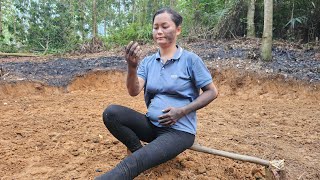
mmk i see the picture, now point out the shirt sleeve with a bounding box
[191,56,213,89]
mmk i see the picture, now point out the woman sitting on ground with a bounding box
[96,7,218,180]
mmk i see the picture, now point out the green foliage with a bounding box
[178,0,238,38]
[105,23,152,47]
[1,0,319,54]
[0,43,18,53]
[256,0,320,42]
[285,16,307,29]
[25,1,79,54]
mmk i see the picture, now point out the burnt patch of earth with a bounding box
[0,39,319,86]
[187,39,320,83]
[0,56,126,87]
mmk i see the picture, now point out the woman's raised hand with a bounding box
[125,41,142,68]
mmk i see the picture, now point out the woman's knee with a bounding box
[102,104,122,125]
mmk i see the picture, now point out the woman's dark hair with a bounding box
[152,8,183,27]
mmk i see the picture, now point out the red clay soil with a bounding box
[0,69,319,180]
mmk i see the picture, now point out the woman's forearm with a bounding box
[126,66,143,96]
[182,84,218,115]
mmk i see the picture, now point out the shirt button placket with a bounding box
[160,63,164,76]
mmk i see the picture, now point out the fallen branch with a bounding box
[0,53,40,57]
[189,142,286,180]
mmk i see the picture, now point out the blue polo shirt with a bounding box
[137,46,212,134]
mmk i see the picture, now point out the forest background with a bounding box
[0,0,319,57]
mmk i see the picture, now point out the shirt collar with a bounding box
[156,45,183,61]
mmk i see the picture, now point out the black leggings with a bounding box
[96,104,195,180]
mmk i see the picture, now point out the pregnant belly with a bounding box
[146,94,191,122]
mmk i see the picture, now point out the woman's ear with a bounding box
[176,26,182,36]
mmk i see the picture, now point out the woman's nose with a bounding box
[156,28,163,34]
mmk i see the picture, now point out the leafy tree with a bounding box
[256,0,320,42]
[25,0,77,53]
[0,0,319,54]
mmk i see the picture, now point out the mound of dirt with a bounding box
[0,39,319,179]
[1,69,319,179]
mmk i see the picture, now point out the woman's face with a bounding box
[152,12,181,48]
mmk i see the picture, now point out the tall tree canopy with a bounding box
[0,0,319,54]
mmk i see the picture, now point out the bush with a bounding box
[0,43,19,53]
[105,23,152,47]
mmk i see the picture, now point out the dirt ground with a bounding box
[0,68,319,180]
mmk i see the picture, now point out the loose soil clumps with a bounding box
[0,39,319,179]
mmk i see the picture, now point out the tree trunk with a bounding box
[139,1,147,25]
[247,0,256,38]
[104,0,107,37]
[118,0,121,16]
[92,0,97,38]
[0,0,2,36]
[13,14,16,38]
[132,0,136,23]
[0,53,40,57]
[104,18,107,37]
[79,0,85,39]
[69,0,75,34]
[117,0,121,26]
[122,0,126,12]
[261,0,273,61]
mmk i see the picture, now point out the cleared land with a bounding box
[0,69,319,179]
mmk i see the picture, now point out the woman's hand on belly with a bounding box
[158,107,186,126]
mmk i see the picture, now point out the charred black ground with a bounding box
[0,40,319,86]
[0,56,126,87]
